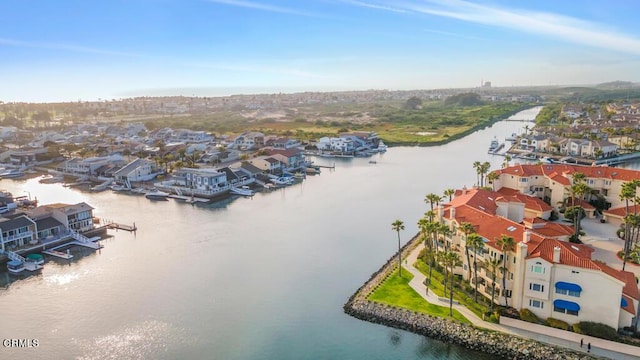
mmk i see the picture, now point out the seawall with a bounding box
[343,234,597,360]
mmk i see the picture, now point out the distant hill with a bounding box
[595,81,636,89]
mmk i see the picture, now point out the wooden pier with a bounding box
[106,222,138,232]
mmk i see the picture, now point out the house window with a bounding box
[520,178,528,183]
[529,299,544,309]
[529,283,544,292]
[555,282,581,297]
[555,288,581,297]
[531,264,545,274]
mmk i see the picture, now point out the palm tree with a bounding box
[496,235,515,307]
[417,217,430,250]
[487,172,499,191]
[472,161,481,186]
[424,210,436,222]
[442,251,461,317]
[391,220,405,277]
[570,181,590,239]
[459,222,475,282]
[467,233,485,303]
[621,180,640,270]
[425,193,442,211]
[444,188,455,202]
[502,154,512,168]
[485,257,502,313]
[438,223,452,251]
[479,161,491,187]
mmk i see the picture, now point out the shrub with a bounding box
[500,307,520,319]
[545,318,570,331]
[489,314,499,323]
[573,321,618,340]
[519,309,539,323]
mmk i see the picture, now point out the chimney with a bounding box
[553,246,561,263]
[523,230,530,244]
[462,186,467,195]
[438,204,444,222]
[450,207,456,220]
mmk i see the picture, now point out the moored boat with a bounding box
[145,188,170,200]
[7,260,25,274]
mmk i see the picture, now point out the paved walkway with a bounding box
[403,243,640,360]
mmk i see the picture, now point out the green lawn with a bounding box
[415,259,490,319]
[368,268,470,324]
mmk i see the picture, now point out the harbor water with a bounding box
[1,107,551,360]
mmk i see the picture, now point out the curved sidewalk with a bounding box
[403,243,640,360]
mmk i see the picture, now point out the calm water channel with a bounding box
[1,108,546,360]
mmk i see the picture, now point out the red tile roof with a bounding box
[604,205,640,218]
[622,294,636,315]
[494,164,640,183]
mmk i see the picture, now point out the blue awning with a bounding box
[554,299,580,311]
[622,297,629,308]
[555,281,582,292]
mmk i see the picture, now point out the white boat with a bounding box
[505,133,518,142]
[39,175,64,184]
[488,137,500,152]
[145,188,170,200]
[230,186,253,196]
[7,260,25,274]
[270,177,295,186]
[0,169,25,179]
[377,141,388,152]
[110,184,129,192]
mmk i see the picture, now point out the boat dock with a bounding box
[41,236,102,259]
[42,249,73,259]
[168,194,210,203]
[106,222,138,232]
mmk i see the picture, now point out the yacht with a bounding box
[7,260,25,274]
[488,138,499,151]
[377,141,388,152]
[145,188,170,200]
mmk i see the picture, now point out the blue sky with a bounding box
[1,0,639,102]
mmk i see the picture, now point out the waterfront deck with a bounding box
[168,194,210,203]
[106,222,138,232]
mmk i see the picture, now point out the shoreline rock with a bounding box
[343,234,596,360]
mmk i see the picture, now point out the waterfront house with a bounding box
[58,155,125,177]
[438,187,639,330]
[264,148,306,170]
[0,215,37,252]
[234,132,264,150]
[9,147,50,167]
[30,202,95,232]
[266,137,301,149]
[113,158,162,183]
[317,137,356,153]
[0,191,17,214]
[247,156,282,174]
[34,216,65,240]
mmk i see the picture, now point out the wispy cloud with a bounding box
[181,61,330,79]
[206,0,316,16]
[338,0,407,14]
[0,38,138,57]
[422,28,485,41]
[345,0,640,55]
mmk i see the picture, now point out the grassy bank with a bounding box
[139,101,533,146]
[368,267,470,324]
